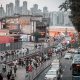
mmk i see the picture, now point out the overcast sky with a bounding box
[0,0,66,11]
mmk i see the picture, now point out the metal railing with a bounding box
[26,60,51,80]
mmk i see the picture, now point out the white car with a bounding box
[45,69,58,80]
[64,53,72,59]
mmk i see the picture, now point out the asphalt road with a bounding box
[60,57,72,80]
[34,51,73,80]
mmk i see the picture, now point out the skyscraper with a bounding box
[43,7,48,13]
[43,7,49,18]
[30,4,42,15]
[0,5,5,18]
[6,3,14,16]
[58,11,64,26]
[15,0,20,14]
[22,1,27,15]
[49,12,59,26]
[64,11,71,26]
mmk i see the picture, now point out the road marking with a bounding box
[63,66,66,72]
[61,74,63,78]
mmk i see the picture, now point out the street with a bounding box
[60,57,72,80]
[34,50,73,80]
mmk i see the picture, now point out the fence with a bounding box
[26,60,51,80]
[0,41,22,51]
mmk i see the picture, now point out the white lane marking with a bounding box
[63,66,66,72]
[61,74,63,78]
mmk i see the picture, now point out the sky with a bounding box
[0,0,66,11]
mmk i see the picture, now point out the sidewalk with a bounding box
[3,67,26,80]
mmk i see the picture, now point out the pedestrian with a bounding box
[13,65,17,76]
[35,44,37,49]
[10,67,13,77]
[10,74,15,80]
[7,72,11,80]
[28,64,33,72]
[0,73,3,80]
[2,65,6,73]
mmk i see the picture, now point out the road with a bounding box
[60,57,72,80]
[34,51,73,80]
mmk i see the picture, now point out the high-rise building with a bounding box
[43,7,49,18]
[22,1,27,15]
[6,3,14,16]
[49,12,59,26]
[0,5,5,18]
[15,0,20,14]
[19,7,22,15]
[57,11,64,26]
[49,11,72,26]
[43,7,48,13]
[30,4,42,15]
[6,4,9,16]
[64,11,72,26]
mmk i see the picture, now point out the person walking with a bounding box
[0,73,3,80]
[10,67,13,77]
[7,72,11,80]
[13,65,17,77]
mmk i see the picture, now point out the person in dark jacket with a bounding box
[7,72,11,80]
[0,73,3,80]
[14,65,17,76]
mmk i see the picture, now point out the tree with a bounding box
[33,31,40,42]
[59,0,80,32]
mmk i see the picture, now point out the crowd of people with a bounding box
[0,64,17,80]
[0,53,52,80]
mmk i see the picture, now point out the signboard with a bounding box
[6,18,19,24]
[31,17,42,21]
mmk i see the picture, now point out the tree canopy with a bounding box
[59,0,80,32]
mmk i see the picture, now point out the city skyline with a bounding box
[0,0,66,11]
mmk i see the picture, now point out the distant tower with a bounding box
[43,7,49,18]
[6,3,14,16]
[22,1,27,15]
[0,5,5,18]
[43,7,48,13]
[34,4,38,10]
[15,0,20,14]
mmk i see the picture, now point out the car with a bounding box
[45,69,59,80]
[64,53,72,59]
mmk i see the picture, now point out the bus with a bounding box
[71,54,80,80]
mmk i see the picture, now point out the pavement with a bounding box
[3,66,26,80]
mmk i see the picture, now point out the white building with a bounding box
[22,1,27,15]
[50,12,58,26]
[49,11,72,26]
[64,11,72,26]
[15,0,20,14]
[6,3,14,16]
[30,4,42,15]
[58,11,64,26]
[43,7,49,18]
[0,5,5,18]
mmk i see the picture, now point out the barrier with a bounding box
[25,60,51,80]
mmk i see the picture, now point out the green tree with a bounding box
[59,0,80,32]
[33,31,40,42]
